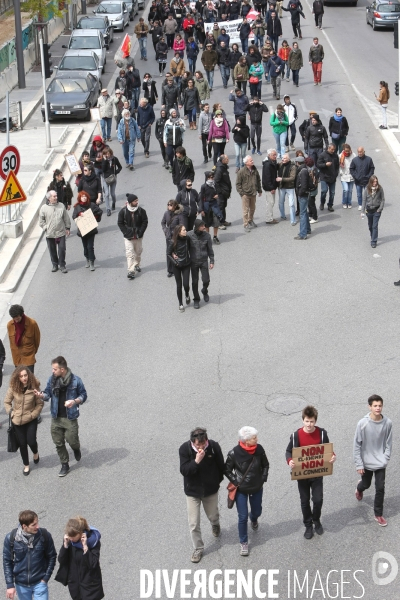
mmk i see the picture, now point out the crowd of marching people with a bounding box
[41,0,389,311]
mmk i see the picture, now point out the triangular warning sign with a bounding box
[0,171,27,207]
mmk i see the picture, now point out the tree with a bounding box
[21,0,63,22]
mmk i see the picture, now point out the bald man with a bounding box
[349,147,375,210]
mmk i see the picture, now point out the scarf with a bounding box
[214,116,224,127]
[333,114,343,122]
[173,56,181,63]
[370,185,378,197]
[313,42,319,47]
[14,525,35,549]
[239,441,257,454]
[71,527,101,550]
[127,203,139,212]
[51,368,72,396]
[14,314,26,347]
[339,150,350,167]
[276,110,285,123]
[206,179,215,188]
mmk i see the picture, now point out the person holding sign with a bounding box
[72,192,103,271]
[353,395,392,527]
[285,405,336,540]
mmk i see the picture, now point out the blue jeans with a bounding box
[103,180,117,210]
[122,140,136,165]
[355,183,365,207]
[341,181,354,206]
[253,34,264,48]
[279,187,295,223]
[188,57,197,73]
[273,130,286,158]
[283,60,290,79]
[16,581,48,600]
[249,81,262,99]
[131,87,141,111]
[241,38,249,53]
[100,117,112,139]
[138,37,147,59]
[236,488,263,543]
[187,107,197,123]
[292,68,299,85]
[367,211,381,244]
[205,69,214,89]
[299,195,311,238]
[320,181,336,207]
[235,142,247,168]
[220,64,230,87]
[263,62,270,82]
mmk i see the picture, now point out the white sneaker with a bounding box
[358,206,362,211]
[309,218,318,224]
[342,205,347,209]
[348,204,352,209]
[218,224,226,230]
[240,543,249,556]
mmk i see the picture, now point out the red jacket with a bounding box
[278,46,291,61]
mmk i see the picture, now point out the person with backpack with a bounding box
[312,0,324,29]
[295,155,311,239]
[317,144,339,212]
[305,156,319,223]
[3,509,57,599]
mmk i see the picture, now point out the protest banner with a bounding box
[291,443,334,480]
[74,208,98,237]
[204,9,259,45]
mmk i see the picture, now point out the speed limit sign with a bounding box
[0,145,20,180]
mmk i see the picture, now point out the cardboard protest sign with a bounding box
[74,208,98,237]
[65,153,81,176]
[291,443,334,480]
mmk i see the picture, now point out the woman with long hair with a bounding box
[361,175,385,248]
[288,41,303,87]
[339,143,356,209]
[100,146,122,216]
[72,191,103,270]
[186,36,199,74]
[376,81,390,130]
[142,72,159,106]
[4,366,43,475]
[156,36,169,76]
[161,199,185,276]
[55,516,104,600]
[167,224,191,312]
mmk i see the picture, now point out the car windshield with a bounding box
[48,79,89,93]
[377,3,400,10]
[69,36,100,49]
[97,4,121,13]
[77,18,106,29]
[59,56,97,70]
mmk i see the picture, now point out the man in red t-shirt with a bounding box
[285,405,336,539]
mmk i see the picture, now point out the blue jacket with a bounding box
[42,373,87,420]
[3,529,57,588]
[117,117,141,143]
[137,104,155,129]
[265,55,285,76]
[186,40,199,59]
[229,92,249,116]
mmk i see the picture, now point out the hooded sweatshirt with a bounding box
[353,414,392,471]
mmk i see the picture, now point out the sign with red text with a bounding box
[291,443,334,480]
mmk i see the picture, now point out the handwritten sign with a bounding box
[64,153,81,176]
[74,208,98,236]
[90,107,101,122]
[291,443,334,480]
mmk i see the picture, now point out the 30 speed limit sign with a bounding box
[0,145,20,180]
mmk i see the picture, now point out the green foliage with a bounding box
[20,0,64,21]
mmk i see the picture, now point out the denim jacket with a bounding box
[42,373,87,420]
[117,117,141,143]
[3,529,57,588]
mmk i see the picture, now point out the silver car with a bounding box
[55,50,103,87]
[94,1,129,31]
[366,0,400,29]
[63,29,107,73]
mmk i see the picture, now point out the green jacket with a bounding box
[270,112,289,134]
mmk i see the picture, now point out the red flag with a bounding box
[121,34,131,58]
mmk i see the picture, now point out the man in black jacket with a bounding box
[179,427,224,563]
[262,149,279,224]
[247,97,268,155]
[3,509,57,599]
[349,147,375,210]
[304,113,328,169]
[161,79,181,113]
[214,154,232,225]
[117,194,148,279]
[217,41,231,89]
[127,65,141,112]
[172,147,195,191]
[187,219,214,308]
[317,144,339,212]
[266,11,282,51]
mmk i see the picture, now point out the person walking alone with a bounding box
[375,81,390,130]
[288,41,303,87]
[117,194,148,279]
[309,37,324,85]
[361,176,385,249]
[312,0,324,29]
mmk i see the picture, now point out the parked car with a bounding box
[63,29,107,72]
[366,0,400,28]
[125,0,138,20]
[93,1,129,31]
[55,50,102,87]
[41,73,101,122]
[138,0,144,9]
[76,15,114,48]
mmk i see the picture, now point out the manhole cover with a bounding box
[266,393,306,415]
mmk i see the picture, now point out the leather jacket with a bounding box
[225,444,269,494]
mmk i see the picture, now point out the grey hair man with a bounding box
[262,148,279,225]
[277,153,297,224]
[39,190,71,273]
[179,427,225,563]
[236,156,262,231]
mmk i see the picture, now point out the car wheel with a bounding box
[372,19,377,29]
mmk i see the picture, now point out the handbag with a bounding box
[227,456,255,508]
[7,414,19,453]
[249,76,259,84]
[105,174,116,184]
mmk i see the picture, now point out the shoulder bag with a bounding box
[105,161,116,184]
[7,413,19,453]
[227,456,254,508]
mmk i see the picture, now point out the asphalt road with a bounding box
[1,2,400,599]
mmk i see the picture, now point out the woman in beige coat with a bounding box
[4,366,43,475]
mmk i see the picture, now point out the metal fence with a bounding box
[0,0,13,16]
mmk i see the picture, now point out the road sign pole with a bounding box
[39,35,52,149]
[398,34,400,129]
[5,92,11,221]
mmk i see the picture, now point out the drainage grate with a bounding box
[265,393,308,416]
